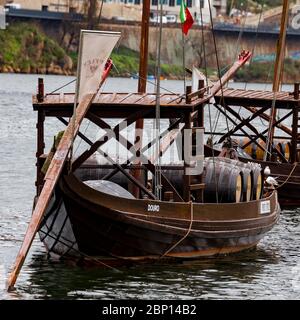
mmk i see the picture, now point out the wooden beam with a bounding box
[242,110,293,149]
[7,93,94,291]
[220,103,263,140]
[133,0,150,198]
[267,0,290,159]
[87,115,184,202]
[72,109,151,170]
[58,117,156,199]
[102,117,184,181]
[36,110,45,195]
[214,104,271,157]
[218,105,270,143]
[245,106,292,136]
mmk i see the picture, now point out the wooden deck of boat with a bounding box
[33,92,206,118]
[215,88,300,108]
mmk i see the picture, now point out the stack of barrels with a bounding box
[203,158,263,203]
[238,138,291,161]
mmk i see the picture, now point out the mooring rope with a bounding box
[160,201,194,258]
[276,162,298,189]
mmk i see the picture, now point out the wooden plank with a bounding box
[190,183,205,191]
[7,93,94,291]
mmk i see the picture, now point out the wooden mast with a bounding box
[266,0,289,160]
[132,0,150,197]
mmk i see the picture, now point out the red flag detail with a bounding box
[182,7,194,35]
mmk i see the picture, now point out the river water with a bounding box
[0,73,300,300]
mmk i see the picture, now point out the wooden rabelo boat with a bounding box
[32,49,280,264]
[6,2,280,290]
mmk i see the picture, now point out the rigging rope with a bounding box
[112,63,178,95]
[45,78,76,97]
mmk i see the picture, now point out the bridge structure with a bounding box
[5,7,83,22]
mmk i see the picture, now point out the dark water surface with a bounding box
[0,74,300,299]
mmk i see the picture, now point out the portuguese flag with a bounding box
[180,0,194,35]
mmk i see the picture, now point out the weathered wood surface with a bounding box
[215,88,300,109]
[32,51,252,115]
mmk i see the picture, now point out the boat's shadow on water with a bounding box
[20,246,280,299]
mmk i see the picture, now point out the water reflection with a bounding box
[21,244,281,300]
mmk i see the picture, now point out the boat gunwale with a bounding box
[61,177,280,232]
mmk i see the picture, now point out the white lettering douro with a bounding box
[147,204,160,212]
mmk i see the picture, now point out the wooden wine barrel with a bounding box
[204,158,243,203]
[235,163,253,202]
[214,158,253,202]
[238,138,267,160]
[276,140,291,161]
[239,138,292,162]
[248,163,263,200]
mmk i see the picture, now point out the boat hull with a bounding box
[38,174,280,264]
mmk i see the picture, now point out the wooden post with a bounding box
[197,80,205,128]
[267,0,289,160]
[36,78,45,195]
[138,0,150,94]
[294,82,300,100]
[37,78,44,103]
[186,85,192,104]
[292,83,300,163]
[198,79,205,98]
[132,0,150,198]
[36,110,45,196]
[291,107,298,163]
[183,112,191,202]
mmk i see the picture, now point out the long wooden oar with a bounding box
[6,93,94,291]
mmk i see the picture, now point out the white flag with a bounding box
[192,66,215,92]
[192,66,215,103]
[77,30,121,102]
